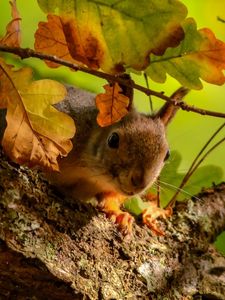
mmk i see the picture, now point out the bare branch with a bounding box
[0,45,225,119]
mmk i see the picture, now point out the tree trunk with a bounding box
[0,148,225,300]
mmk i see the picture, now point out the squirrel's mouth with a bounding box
[117,181,147,196]
[119,187,143,196]
[118,186,135,196]
[124,191,136,196]
[117,177,147,196]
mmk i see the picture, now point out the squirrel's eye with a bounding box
[164,150,170,161]
[108,132,119,149]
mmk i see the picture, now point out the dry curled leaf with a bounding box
[95,83,129,127]
[0,58,75,171]
[0,0,21,47]
[34,14,80,68]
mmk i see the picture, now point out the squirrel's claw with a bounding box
[110,211,134,236]
[97,192,172,236]
[142,205,172,236]
[97,192,133,236]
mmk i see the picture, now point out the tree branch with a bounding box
[0,45,225,119]
[0,241,77,300]
[1,148,225,299]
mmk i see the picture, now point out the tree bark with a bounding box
[0,148,225,300]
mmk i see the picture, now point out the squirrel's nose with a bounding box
[131,170,145,188]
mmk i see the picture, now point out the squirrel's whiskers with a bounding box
[157,179,201,202]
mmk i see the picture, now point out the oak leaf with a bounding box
[146,18,225,89]
[36,0,187,73]
[34,14,80,68]
[0,58,75,171]
[0,0,21,47]
[95,83,129,127]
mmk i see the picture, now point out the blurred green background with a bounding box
[0,0,225,253]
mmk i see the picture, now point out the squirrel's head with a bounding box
[92,111,168,196]
[89,87,188,196]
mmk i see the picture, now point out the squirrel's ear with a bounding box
[155,87,189,126]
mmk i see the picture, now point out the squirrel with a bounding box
[50,82,189,235]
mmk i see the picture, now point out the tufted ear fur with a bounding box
[155,87,189,126]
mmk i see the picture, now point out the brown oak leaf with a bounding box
[95,83,129,127]
[34,14,81,68]
[0,58,75,171]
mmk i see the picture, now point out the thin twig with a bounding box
[166,123,225,208]
[156,177,160,207]
[217,16,225,23]
[0,45,225,119]
[143,72,153,113]
[185,137,225,178]
[183,122,225,179]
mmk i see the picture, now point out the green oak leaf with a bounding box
[124,196,149,217]
[146,18,225,89]
[37,0,187,73]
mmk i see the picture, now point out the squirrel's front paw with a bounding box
[97,192,133,236]
[142,200,172,236]
[107,210,134,236]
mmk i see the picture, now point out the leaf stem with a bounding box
[1,45,225,119]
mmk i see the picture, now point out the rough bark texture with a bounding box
[0,148,225,300]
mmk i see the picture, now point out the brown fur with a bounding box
[50,86,188,201]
